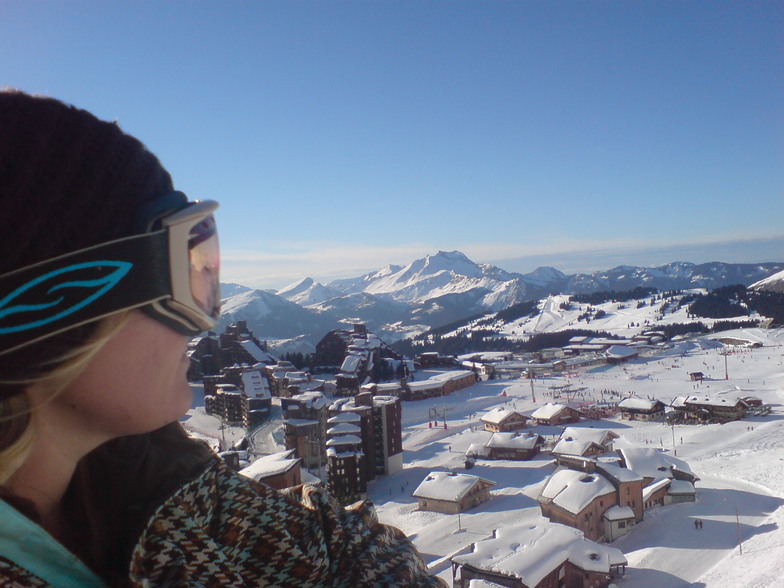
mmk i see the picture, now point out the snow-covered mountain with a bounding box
[564,261,784,293]
[276,277,338,306]
[326,252,782,307]
[327,250,548,309]
[218,288,337,340]
[750,268,784,293]
[305,292,409,332]
[220,252,783,343]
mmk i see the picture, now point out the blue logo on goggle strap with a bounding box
[0,261,132,334]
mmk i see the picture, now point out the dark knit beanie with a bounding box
[0,89,175,390]
[0,89,174,274]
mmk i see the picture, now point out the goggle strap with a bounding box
[0,231,171,356]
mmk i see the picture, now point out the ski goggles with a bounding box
[0,192,220,356]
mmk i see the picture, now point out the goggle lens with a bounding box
[188,215,220,320]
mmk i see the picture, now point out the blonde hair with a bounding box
[0,312,130,484]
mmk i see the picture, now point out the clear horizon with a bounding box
[3,2,782,290]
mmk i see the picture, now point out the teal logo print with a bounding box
[0,261,132,334]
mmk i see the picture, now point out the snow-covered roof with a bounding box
[603,505,635,521]
[326,447,363,458]
[238,450,298,481]
[413,471,495,502]
[480,407,527,425]
[669,479,696,495]
[618,397,662,411]
[486,432,541,450]
[671,396,688,408]
[291,391,327,410]
[552,427,618,456]
[430,370,476,382]
[531,403,577,420]
[326,434,362,447]
[540,469,616,515]
[327,412,361,424]
[407,380,445,391]
[340,354,363,373]
[683,396,745,408]
[239,340,275,363]
[452,522,626,587]
[284,418,318,428]
[596,462,643,484]
[619,447,696,482]
[467,443,489,458]
[642,478,671,502]
[327,423,361,436]
[284,371,308,382]
[605,345,639,359]
[241,370,271,398]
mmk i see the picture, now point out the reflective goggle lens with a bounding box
[188,214,220,320]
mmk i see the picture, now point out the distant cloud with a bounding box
[221,234,784,290]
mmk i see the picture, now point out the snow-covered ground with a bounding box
[368,328,784,587]
[452,291,765,343]
[183,327,784,587]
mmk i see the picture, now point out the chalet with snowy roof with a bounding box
[530,403,582,426]
[539,469,617,542]
[467,432,544,461]
[538,464,644,542]
[480,407,530,433]
[671,395,747,423]
[689,371,704,382]
[617,397,666,421]
[552,428,619,459]
[413,471,496,514]
[451,522,627,588]
[238,449,302,490]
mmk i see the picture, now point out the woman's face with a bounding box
[46,310,193,445]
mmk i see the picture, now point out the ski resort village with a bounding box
[180,265,784,588]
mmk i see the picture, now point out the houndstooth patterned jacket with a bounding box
[0,424,446,587]
[127,459,447,586]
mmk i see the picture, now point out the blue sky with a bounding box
[2,1,782,289]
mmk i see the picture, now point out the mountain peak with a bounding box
[432,250,471,261]
[277,277,315,297]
